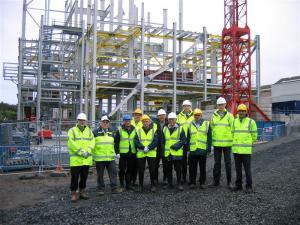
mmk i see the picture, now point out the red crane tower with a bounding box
[222,0,252,115]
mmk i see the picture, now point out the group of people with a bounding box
[67,97,258,203]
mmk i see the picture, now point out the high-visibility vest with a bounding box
[131,119,143,129]
[136,126,157,158]
[119,127,136,154]
[93,131,115,161]
[67,125,94,167]
[189,121,209,151]
[232,117,258,154]
[211,109,234,147]
[163,126,183,157]
[177,110,194,135]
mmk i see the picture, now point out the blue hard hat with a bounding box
[123,114,132,121]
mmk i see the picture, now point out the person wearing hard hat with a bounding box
[177,100,194,184]
[134,114,158,192]
[131,108,143,129]
[130,108,143,186]
[209,97,234,189]
[92,116,123,196]
[162,112,186,191]
[232,104,257,193]
[187,108,212,189]
[67,113,95,203]
[114,114,137,190]
[153,109,168,185]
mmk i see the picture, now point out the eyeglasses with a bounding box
[101,121,109,124]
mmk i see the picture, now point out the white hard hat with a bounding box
[101,115,110,121]
[182,100,192,106]
[168,112,177,119]
[77,113,87,121]
[217,97,227,105]
[157,109,166,116]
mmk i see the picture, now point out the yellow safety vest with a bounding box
[177,110,194,135]
[189,121,209,151]
[67,125,95,167]
[163,126,183,157]
[93,131,115,161]
[131,119,143,129]
[119,127,136,154]
[232,117,258,154]
[136,127,157,158]
[211,109,234,147]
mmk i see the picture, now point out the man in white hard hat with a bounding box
[177,100,194,184]
[163,112,186,191]
[67,113,95,202]
[209,97,234,190]
[153,109,168,185]
[92,115,123,196]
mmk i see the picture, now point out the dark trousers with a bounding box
[119,156,135,188]
[189,154,207,185]
[137,157,156,186]
[95,161,118,191]
[131,157,138,185]
[181,147,188,182]
[154,155,167,183]
[213,146,232,184]
[165,158,182,185]
[70,166,90,191]
[234,153,252,188]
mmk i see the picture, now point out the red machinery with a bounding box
[221,0,270,121]
[222,0,252,115]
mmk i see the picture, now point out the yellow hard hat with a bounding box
[237,104,247,111]
[133,108,142,114]
[141,115,151,121]
[193,108,203,115]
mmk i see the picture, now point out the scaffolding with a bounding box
[2,0,261,124]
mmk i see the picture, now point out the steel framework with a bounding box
[2,0,263,124]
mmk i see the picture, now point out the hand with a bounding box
[144,147,149,153]
[115,154,120,159]
[82,151,88,158]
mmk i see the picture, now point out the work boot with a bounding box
[71,191,78,203]
[232,186,243,192]
[150,186,156,193]
[245,187,253,193]
[189,184,196,189]
[79,189,89,200]
[199,184,207,189]
[177,185,184,191]
[111,187,123,194]
[208,181,219,188]
[97,190,105,196]
[227,182,234,191]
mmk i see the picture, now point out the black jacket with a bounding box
[134,124,158,151]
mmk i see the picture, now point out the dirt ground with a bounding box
[0,134,299,225]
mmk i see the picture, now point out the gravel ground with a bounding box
[0,134,299,225]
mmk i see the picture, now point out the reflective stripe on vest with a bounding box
[137,127,156,158]
[211,111,233,147]
[68,126,94,167]
[189,121,209,151]
[232,117,255,154]
[93,132,115,161]
[119,127,136,154]
[163,126,183,157]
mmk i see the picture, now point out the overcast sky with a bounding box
[0,0,299,104]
